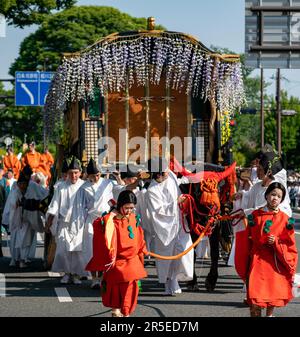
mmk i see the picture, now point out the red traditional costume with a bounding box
[86,212,148,316]
[3,153,21,179]
[235,208,298,308]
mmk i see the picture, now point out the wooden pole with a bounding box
[260,68,265,148]
[276,68,281,156]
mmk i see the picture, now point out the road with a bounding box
[0,214,300,318]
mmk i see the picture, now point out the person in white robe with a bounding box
[70,158,114,288]
[119,166,155,265]
[3,172,48,268]
[239,152,291,218]
[231,152,291,302]
[145,157,194,296]
[227,177,253,267]
[53,158,69,190]
[45,157,85,284]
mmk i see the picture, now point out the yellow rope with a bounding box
[148,223,212,260]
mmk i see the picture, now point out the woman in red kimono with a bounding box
[86,190,148,317]
[235,182,298,317]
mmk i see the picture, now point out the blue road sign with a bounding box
[15,71,55,106]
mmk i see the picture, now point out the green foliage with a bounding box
[232,151,246,167]
[2,6,165,157]
[0,85,44,152]
[210,45,299,169]
[9,6,165,75]
[264,92,300,169]
[0,0,76,27]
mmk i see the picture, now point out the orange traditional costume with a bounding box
[22,151,42,173]
[3,153,21,179]
[40,151,54,180]
[40,151,54,168]
[235,208,298,308]
[86,212,148,316]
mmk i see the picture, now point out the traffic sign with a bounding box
[15,71,55,106]
[240,108,257,114]
[245,1,300,69]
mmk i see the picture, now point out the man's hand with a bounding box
[231,192,242,201]
[178,195,187,204]
[126,180,139,191]
[45,214,54,233]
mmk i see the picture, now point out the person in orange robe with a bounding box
[86,190,148,317]
[37,147,54,186]
[22,141,42,173]
[3,147,21,179]
[235,182,298,317]
[40,147,54,177]
[40,147,54,168]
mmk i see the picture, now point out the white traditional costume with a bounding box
[46,157,86,279]
[3,178,48,266]
[243,168,291,217]
[70,176,114,267]
[145,168,193,295]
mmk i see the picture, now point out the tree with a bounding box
[210,46,267,166]
[0,0,76,27]
[9,6,165,75]
[264,92,300,169]
[3,6,165,150]
[0,82,44,152]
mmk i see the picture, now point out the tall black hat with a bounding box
[86,158,99,175]
[18,172,29,183]
[61,158,69,173]
[22,165,33,178]
[68,156,82,171]
[260,152,282,176]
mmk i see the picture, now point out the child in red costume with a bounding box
[235,182,298,317]
[86,190,148,317]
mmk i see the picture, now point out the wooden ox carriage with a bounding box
[44,18,245,288]
[44,18,244,169]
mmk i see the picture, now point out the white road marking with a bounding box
[0,273,6,297]
[21,83,34,104]
[295,231,300,236]
[54,287,72,302]
[48,271,61,277]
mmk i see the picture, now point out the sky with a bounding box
[1,0,300,99]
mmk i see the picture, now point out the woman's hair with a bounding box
[264,182,286,202]
[117,190,137,209]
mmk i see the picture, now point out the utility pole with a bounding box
[276,68,281,156]
[260,68,264,148]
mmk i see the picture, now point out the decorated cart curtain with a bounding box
[44,31,245,140]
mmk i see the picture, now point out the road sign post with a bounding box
[15,71,54,107]
[245,0,300,156]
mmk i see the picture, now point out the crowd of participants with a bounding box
[287,172,300,209]
[0,144,298,317]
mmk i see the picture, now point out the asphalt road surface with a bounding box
[1,214,300,318]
